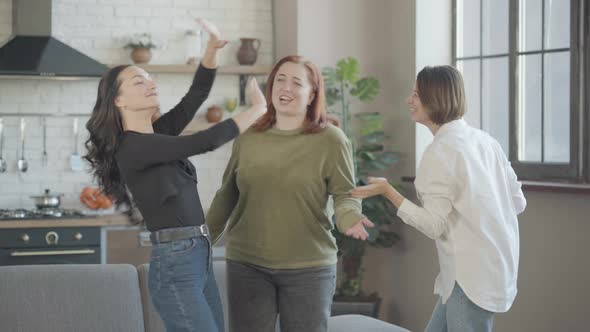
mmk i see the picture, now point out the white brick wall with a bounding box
[0,0,273,210]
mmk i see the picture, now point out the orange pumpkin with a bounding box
[80,186,113,210]
[96,194,113,209]
[80,187,99,210]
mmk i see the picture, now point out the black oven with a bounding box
[0,227,101,266]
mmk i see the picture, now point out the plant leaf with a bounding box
[322,67,339,87]
[351,77,380,102]
[336,57,360,84]
[325,87,342,107]
[358,151,376,161]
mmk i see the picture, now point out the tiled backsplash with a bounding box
[0,0,273,209]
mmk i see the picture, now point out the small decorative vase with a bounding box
[130,47,152,64]
[237,38,260,65]
[206,105,223,123]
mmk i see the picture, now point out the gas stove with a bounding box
[0,208,88,220]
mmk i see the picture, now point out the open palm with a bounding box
[344,218,375,240]
[246,77,266,107]
[197,18,228,49]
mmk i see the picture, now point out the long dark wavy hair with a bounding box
[84,65,131,209]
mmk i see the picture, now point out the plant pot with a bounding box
[206,105,223,123]
[130,47,152,64]
[342,255,361,279]
[237,38,260,65]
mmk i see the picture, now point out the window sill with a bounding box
[400,177,590,195]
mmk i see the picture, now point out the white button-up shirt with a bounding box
[397,119,526,312]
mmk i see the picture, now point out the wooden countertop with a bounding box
[0,214,132,229]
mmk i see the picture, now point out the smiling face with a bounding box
[270,61,315,117]
[406,83,432,125]
[114,66,160,113]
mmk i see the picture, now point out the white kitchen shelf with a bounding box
[109,64,272,106]
[108,64,272,75]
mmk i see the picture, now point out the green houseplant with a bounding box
[323,57,401,301]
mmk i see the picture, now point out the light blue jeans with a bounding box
[148,232,223,332]
[425,283,495,332]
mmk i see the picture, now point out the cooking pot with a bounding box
[30,189,63,209]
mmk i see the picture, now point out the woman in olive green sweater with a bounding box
[206,55,373,332]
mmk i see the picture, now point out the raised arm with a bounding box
[122,77,267,170]
[121,119,240,169]
[152,19,228,135]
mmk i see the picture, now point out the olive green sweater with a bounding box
[206,124,364,269]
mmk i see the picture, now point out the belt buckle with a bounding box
[199,224,208,236]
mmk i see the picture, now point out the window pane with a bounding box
[457,60,481,128]
[518,54,542,162]
[482,0,509,55]
[544,0,570,49]
[456,0,481,57]
[519,0,543,52]
[544,51,570,162]
[482,57,509,155]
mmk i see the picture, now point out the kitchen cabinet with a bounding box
[103,226,151,266]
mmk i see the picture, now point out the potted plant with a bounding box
[323,57,401,317]
[125,33,157,64]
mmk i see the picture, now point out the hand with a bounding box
[230,77,267,133]
[245,77,267,111]
[349,177,391,199]
[197,18,228,49]
[345,218,375,240]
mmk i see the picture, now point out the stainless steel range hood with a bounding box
[0,0,107,79]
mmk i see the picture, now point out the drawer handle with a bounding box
[10,249,96,257]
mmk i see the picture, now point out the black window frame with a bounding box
[452,0,588,183]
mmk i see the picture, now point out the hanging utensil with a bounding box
[42,117,48,167]
[17,118,28,173]
[70,117,83,172]
[0,118,6,173]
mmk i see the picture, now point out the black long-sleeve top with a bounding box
[115,65,240,231]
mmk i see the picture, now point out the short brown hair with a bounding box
[416,65,466,125]
[252,55,327,134]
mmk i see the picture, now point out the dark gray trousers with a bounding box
[226,260,336,332]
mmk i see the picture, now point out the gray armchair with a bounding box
[0,263,410,332]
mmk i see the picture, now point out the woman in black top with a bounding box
[84,20,267,332]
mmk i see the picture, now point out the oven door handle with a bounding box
[10,249,96,257]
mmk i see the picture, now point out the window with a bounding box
[453,0,587,183]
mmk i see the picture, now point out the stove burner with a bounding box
[0,208,87,220]
[37,208,63,217]
[0,209,27,219]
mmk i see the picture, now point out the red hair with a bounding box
[253,55,327,133]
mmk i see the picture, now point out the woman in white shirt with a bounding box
[351,65,526,332]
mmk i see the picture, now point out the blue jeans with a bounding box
[148,232,223,332]
[425,283,495,332]
[226,260,336,332]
